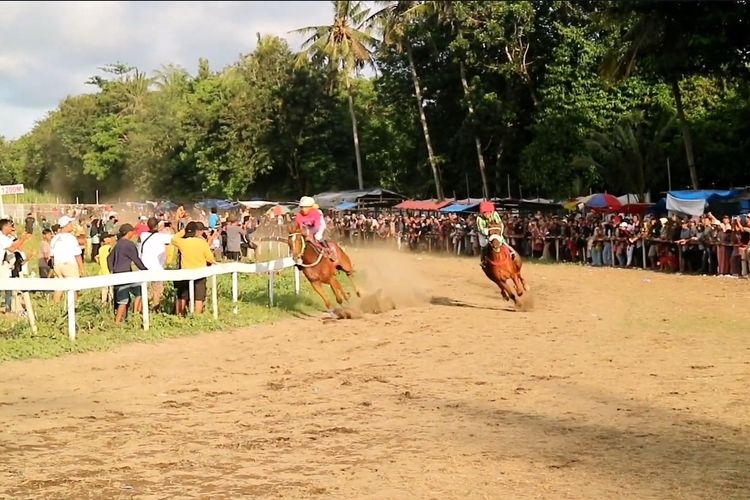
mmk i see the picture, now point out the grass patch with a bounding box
[0,269,321,363]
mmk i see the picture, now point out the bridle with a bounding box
[487,226,504,252]
[288,231,324,268]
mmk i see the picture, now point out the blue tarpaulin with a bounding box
[335,201,358,210]
[668,190,740,201]
[440,203,479,213]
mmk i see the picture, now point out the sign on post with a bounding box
[0,184,24,218]
[0,184,25,195]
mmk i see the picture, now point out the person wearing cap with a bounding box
[295,196,334,259]
[171,221,216,316]
[135,216,150,237]
[476,202,502,261]
[107,223,148,323]
[476,202,517,267]
[50,215,86,303]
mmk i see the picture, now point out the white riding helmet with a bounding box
[299,196,315,208]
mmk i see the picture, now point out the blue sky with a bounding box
[0,1,338,139]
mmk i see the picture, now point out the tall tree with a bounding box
[294,0,378,190]
[599,0,750,190]
[370,0,444,199]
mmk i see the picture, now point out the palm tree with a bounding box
[411,0,490,199]
[573,110,674,200]
[369,1,444,199]
[293,0,378,190]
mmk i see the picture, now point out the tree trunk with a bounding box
[407,44,443,200]
[670,79,699,189]
[459,61,489,200]
[494,134,506,196]
[347,85,364,190]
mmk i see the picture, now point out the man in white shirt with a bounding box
[139,217,173,311]
[51,216,85,303]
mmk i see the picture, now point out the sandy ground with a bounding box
[1,248,748,499]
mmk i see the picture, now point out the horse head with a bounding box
[487,224,504,252]
[287,223,306,262]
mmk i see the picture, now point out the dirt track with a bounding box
[1,249,748,499]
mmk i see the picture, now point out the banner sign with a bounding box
[0,184,24,195]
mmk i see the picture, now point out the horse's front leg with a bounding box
[310,280,333,312]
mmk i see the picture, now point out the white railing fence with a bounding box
[0,257,300,340]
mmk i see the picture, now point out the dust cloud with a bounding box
[334,247,430,319]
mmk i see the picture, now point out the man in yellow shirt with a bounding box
[171,221,216,316]
[95,233,116,304]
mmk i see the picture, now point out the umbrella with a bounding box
[563,195,594,211]
[265,205,290,217]
[585,193,622,210]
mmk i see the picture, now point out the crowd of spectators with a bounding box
[324,210,750,276]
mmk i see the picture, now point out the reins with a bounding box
[289,232,325,268]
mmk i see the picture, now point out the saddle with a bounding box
[310,239,338,263]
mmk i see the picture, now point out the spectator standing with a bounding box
[107,224,147,323]
[51,216,85,303]
[171,221,215,316]
[0,219,32,313]
[89,217,104,263]
[24,213,35,234]
[139,217,173,311]
[225,216,244,261]
[38,228,54,278]
[208,208,220,230]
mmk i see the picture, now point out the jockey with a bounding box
[296,196,334,258]
[476,201,516,265]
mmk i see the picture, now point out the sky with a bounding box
[0,1,336,140]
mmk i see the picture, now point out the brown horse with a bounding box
[287,223,362,314]
[481,225,528,305]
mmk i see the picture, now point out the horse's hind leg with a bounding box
[338,253,363,298]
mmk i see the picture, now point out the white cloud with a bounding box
[0,0,336,139]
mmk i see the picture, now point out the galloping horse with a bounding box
[287,223,362,313]
[481,224,528,305]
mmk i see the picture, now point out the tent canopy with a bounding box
[440,202,480,213]
[334,201,358,211]
[314,188,405,209]
[394,199,453,211]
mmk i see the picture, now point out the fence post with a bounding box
[67,290,76,341]
[642,239,647,269]
[141,282,149,331]
[268,271,275,307]
[294,266,301,295]
[232,271,238,314]
[22,292,37,334]
[211,274,218,319]
[555,238,560,262]
[189,280,195,314]
[610,239,616,267]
